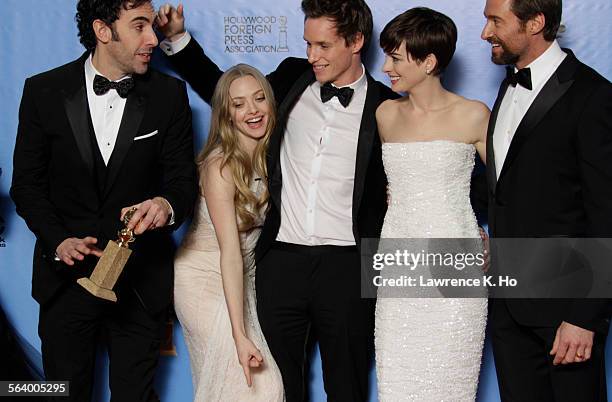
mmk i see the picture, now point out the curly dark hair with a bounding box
[301,0,373,51]
[76,0,151,51]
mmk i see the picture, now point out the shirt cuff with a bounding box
[160,31,192,56]
[165,200,175,226]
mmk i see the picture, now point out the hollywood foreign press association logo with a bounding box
[223,15,289,54]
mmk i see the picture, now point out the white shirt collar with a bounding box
[314,64,367,93]
[520,40,566,89]
[84,53,132,85]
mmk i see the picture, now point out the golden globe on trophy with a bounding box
[77,207,137,302]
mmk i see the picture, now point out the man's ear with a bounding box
[93,19,112,45]
[351,32,365,54]
[527,12,546,36]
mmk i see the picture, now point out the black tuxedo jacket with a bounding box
[486,49,612,333]
[11,53,197,313]
[168,38,397,259]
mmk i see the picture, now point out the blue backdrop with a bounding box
[0,1,611,401]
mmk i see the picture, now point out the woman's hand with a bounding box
[479,227,490,273]
[234,334,264,387]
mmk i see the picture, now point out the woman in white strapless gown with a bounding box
[374,8,490,401]
[174,65,283,401]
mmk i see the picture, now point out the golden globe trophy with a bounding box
[278,16,289,52]
[77,208,137,302]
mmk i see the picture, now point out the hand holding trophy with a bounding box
[77,207,138,301]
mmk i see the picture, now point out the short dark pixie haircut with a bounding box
[380,7,457,76]
[76,0,152,51]
[511,0,562,41]
[301,0,373,51]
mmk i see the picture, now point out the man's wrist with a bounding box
[156,197,174,225]
[168,30,187,43]
[54,239,68,261]
[160,31,191,55]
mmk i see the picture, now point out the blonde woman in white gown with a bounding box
[174,64,283,401]
[374,8,490,402]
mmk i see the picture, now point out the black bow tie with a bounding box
[320,82,354,108]
[506,66,532,90]
[93,74,134,98]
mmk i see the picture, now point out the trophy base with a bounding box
[160,317,177,356]
[160,347,177,357]
[77,277,118,302]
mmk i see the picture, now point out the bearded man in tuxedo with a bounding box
[482,0,611,400]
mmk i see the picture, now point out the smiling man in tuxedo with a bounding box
[10,0,196,400]
[482,0,611,400]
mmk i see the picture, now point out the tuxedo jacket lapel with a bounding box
[103,79,147,199]
[63,53,94,177]
[277,69,315,125]
[498,53,578,183]
[352,74,379,218]
[487,79,509,193]
[267,68,381,216]
[268,69,315,210]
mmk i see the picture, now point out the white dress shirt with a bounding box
[84,54,175,223]
[84,54,132,165]
[493,40,567,178]
[276,67,368,246]
[160,34,365,240]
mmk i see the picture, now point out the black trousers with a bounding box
[256,242,374,402]
[38,282,165,402]
[490,300,608,402]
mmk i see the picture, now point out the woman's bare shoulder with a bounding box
[454,96,490,120]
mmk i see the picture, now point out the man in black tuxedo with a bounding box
[10,0,196,400]
[481,0,611,400]
[156,0,396,400]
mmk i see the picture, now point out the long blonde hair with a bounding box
[197,64,276,231]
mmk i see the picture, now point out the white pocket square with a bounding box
[134,130,158,141]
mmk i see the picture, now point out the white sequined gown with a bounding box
[174,178,284,401]
[375,141,487,402]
